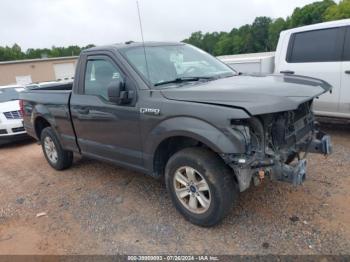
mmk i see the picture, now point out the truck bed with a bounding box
[21,81,73,107]
[20,89,71,105]
[26,81,73,91]
[20,86,77,152]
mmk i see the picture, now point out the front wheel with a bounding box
[165,148,238,227]
[40,127,73,170]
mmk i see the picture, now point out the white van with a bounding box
[0,85,27,145]
[219,19,350,119]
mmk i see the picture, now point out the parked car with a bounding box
[0,85,28,145]
[219,19,350,119]
[20,42,332,226]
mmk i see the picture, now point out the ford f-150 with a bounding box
[20,42,332,226]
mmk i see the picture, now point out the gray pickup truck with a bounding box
[21,42,332,226]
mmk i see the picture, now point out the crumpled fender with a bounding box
[143,116,247,174]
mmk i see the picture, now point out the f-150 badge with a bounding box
[140,108,160,115]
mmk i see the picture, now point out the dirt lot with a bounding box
[0,124,349,255]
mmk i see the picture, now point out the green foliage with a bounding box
[287,0,336,28]
[324,0,350,20]
[182,31,204,49]
[213,32,233,56]
[268,18,288,50]
[183,0,349,56]
[0,44,25,61]
[251,17,272,52]
[0,44,95,62]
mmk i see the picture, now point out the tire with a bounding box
[165,147,238,227]
[40,127,73,170]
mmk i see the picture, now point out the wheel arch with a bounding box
[144,117,246,177]
[152,135,209,178]
[30,103,58,140]
[34,116,51,140]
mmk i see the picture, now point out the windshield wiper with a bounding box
[154,76,214,87]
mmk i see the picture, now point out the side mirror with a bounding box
[107,80,133,105]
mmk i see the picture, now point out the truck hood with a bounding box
[0,100,20,113]
[160,74,332,115]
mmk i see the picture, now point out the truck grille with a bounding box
[12,127,25,133]
[3,110,22,120]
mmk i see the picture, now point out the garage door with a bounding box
[54,63,75,80]
[16,75,32,85]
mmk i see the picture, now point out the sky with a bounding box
[0,0,339,50]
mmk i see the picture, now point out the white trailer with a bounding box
[218,52,275,74]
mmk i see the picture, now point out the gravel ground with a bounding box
[0,123,349,255]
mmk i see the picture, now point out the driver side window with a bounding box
[84,59,122,100]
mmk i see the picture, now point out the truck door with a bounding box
[278,27,344,117]
[340,26,350,117]
[70,54,144,171]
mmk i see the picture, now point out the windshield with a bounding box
[120,44,235,87]
[0,87,24,103]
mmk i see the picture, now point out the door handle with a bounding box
[77,108,90,114]
[345,70,350,74]
[280,70,295,74]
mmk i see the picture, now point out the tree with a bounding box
[183,31,204,49]
[0,44,25,61]
[268,18,288,50]
[251,17,272,52]
[324,0,350,20]
[181,0,344,56]
[213,32,232,56]
[288,0,336,28]
[0,44,96,61]
[201,32,222,54]
[11,44,24,60]
[236,24,254,54]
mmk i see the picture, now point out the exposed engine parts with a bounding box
[224,101,332,192]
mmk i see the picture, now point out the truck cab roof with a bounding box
[83,41,185,53]
[281,18,350,35]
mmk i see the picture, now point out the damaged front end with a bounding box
[222,101,332,192]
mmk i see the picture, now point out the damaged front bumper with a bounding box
[298,130,332,155]
[273,131,332,186]
[274,159,307,186]
[222,131,332,192]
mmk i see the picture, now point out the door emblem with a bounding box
[140,108,160,115]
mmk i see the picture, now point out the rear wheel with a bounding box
[165,147,238,227]
[40,127,73,170]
